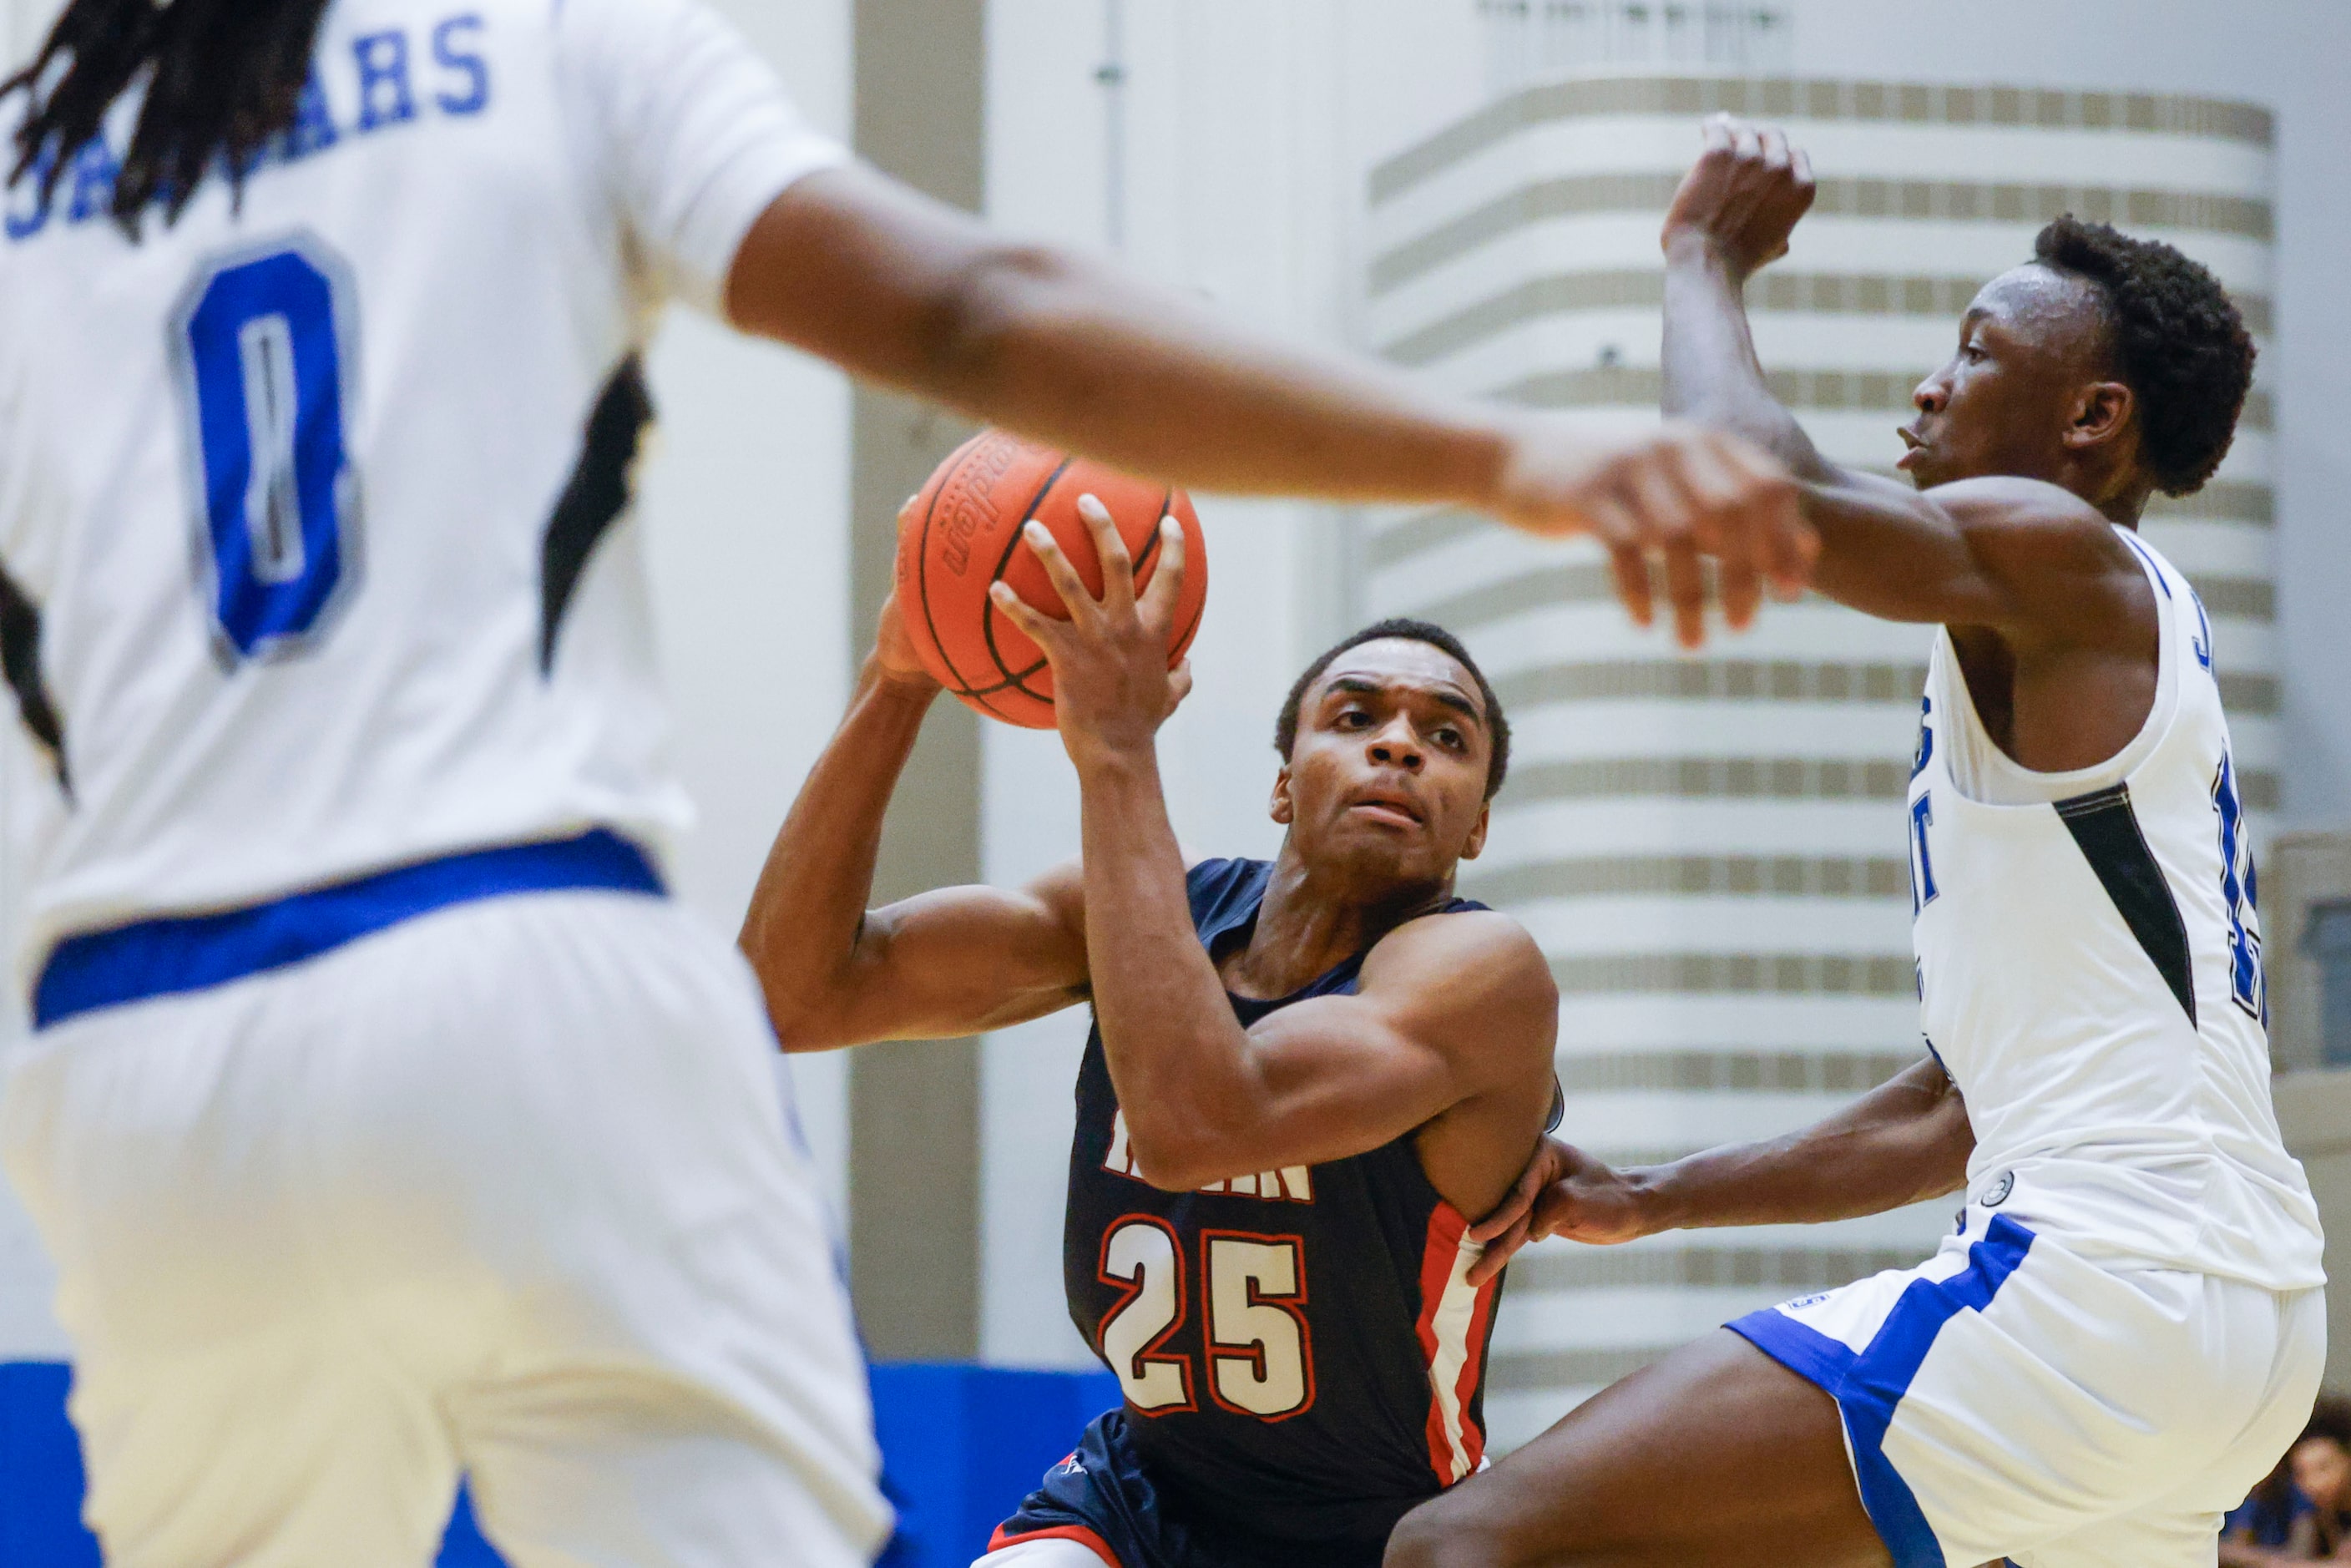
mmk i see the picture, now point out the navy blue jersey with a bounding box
[1026,858,1508,1561]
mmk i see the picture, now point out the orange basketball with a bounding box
[896,430,1209,729]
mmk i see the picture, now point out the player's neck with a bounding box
[1221,848,1454,1000]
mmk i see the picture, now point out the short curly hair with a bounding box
[2030,215,2256,498]
[1273,618,1510,799]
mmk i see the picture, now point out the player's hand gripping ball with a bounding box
[895,430,1208,727]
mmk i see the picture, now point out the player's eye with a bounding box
[1434,726,1464,750]
[1335,708,1372,729]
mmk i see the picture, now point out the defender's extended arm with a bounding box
[1475,1056,1972,1254]
[728,162,1811,648]
[1659,118,2152,642]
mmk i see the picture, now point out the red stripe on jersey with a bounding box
[985,1522,1125,1568]
[1413,1201,1499,1485]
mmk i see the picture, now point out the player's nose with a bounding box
[1913,371,1949,414]
[1368,726,1425,771]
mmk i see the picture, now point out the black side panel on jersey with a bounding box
[0,560,68,787]
[539,355,655,673]
[2056,782,2196,1025]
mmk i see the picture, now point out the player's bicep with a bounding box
[833,864,1089,1042]
[726,163,1011,387]
[1809,475,2134,635]
[1802,477,2015,625]
[1220,999,1468,1167]
[1222,918,1556,1166]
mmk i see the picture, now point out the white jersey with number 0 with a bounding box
[1908,526,2323,1290]
[0,0,845,974]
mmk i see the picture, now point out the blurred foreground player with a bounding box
[743,501,1559,1568]
[1388,118,2325,1568]
[0,0,1807,1559]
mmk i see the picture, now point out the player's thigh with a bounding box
[1387,1329,1888,1568]
[456,1364,884,1568]
[1,992,463,1568]
[414,897,888,1567]
[977,1535,1125,1568]
[66,1321,459,1568]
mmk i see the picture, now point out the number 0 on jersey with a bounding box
[170,234,361,660]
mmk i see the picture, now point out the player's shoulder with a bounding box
[1363,904,1554,1009]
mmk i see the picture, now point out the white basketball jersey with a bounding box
[0,0,844,976]
[1909,528,2323,1290]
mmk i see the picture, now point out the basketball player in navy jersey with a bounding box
[742,499,1559,1568]
[1383,117,2323,1568]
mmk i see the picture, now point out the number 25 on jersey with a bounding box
[171,235,360,661]
[1099,1218,1316,1420]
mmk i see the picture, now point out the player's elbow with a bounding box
[751,982,852,1053]
[1127,1136,1221,1195]
[1124,1115,1251,1195]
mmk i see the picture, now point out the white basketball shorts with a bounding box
[1,886,890,1568]
[1730,1206,2324,1568]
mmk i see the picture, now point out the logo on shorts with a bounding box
[1980,1170,2015,1207]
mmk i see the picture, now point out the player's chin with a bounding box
[1317,822,1451,884]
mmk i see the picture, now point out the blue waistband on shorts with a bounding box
[32,828,665,1030]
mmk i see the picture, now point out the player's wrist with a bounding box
[1661,225,1747,281]
[862,654,941,701]
[1620,1162,1692,1237]
[1065,725,1164,778]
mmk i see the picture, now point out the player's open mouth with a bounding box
[1895,424,1928,470]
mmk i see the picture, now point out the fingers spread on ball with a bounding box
[987,578,1056,644]
[1020,520,1101,622]
[1074,494,1136,609]
[1139,516,1186,630]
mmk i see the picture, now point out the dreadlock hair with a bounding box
[2030,214,2256,498]
[1273,618,1511,800]
[3,0,333,235]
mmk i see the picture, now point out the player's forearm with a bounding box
[1074,744,1268,1189]
[1661,235,1834,483]
[733,172,1516,509]
[1636,1059,1972,1230]
[915,245,1519,507]
[740,659,936,1049]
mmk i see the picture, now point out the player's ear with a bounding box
[1460,798,1491,861]
[1270,766,1295,826]
[2064,379,2134,453]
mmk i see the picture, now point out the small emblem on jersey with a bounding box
[1980,1171,2015,1208]
[1103,1110,1312,1201]
[1780,1291,1832,1312]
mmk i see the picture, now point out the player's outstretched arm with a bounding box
[1472,1055,1971,1258]
[726,163,1810,647]
[740,593,1090,1050]
[991,498,1557,1218]
[1661,117,2155,662]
